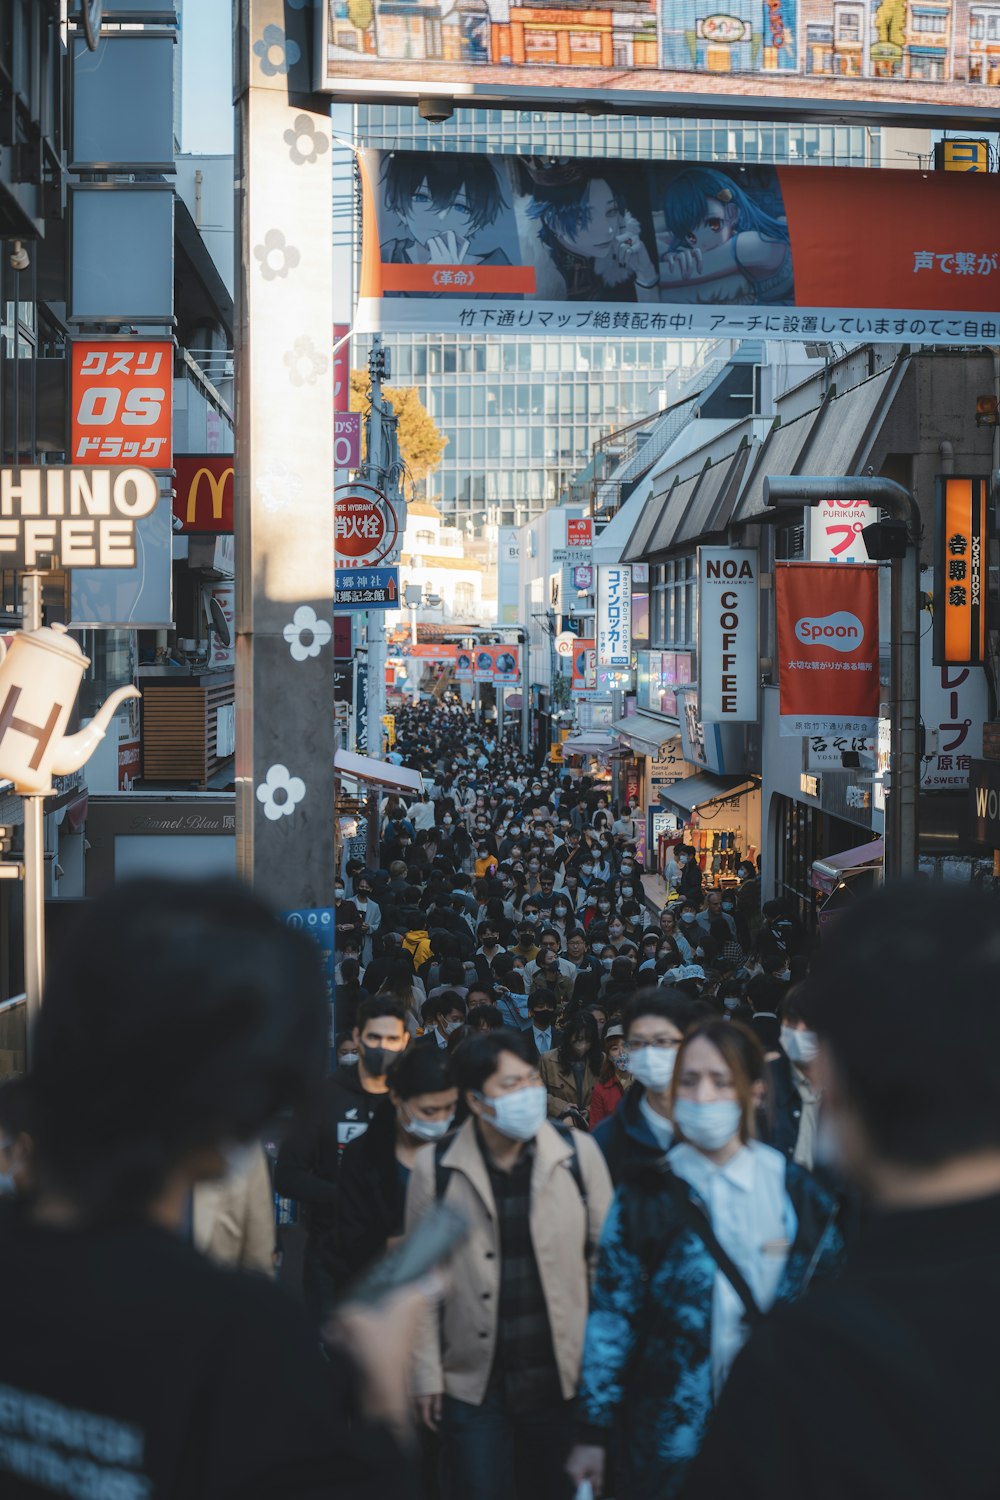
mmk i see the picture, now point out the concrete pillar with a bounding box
[234,0,335,908]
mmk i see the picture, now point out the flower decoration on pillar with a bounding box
[284,115,330,167]
[254,229,301,281]
[283,606,332,662]
[283,336,328,386]
[253,23,301,77]
[256,764,306,821]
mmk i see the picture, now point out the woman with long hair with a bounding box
[569,1019,843,1500]
[658,166,793,306]
[538,1010,604,1129]
[588,1023,631,1128]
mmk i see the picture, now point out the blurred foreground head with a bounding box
[805,882,1000,1183]
[29,879,327,1221]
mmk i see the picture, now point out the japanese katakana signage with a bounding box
[71,340,172,467]
[808,496,876,563]
[934,476,987,666]
[355,151,1000,345]
[571,639,597,693]
[698,547,758,724]
[920,570,986,790]
[0,466,160,568]
[567,518,593,548]
[775,562,880,738]
[334,481,402,568]
[597,565,632,668]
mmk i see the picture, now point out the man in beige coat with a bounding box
[192,1144,276,1276]
[406,1029,612,1500]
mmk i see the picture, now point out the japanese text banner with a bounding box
[357,151,1000,345]
[775,562,880,738]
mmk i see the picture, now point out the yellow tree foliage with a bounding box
[350,370,448,497]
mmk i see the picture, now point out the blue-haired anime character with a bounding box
[379,152,511,280]
[521,159,659,303]
[658,166,794,306]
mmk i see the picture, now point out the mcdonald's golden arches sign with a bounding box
[172,455,234,534]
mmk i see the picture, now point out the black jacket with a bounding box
[682,1192,1000,1500]
[274,1065,380,1240]
[522,1025,563,1065]
[325,1098,404,1286]
[760,1052,803,1160]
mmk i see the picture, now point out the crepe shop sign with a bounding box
[0,467,159,568]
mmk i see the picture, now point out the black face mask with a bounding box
[532,1009,555,1028]
[360,1042,394,1078]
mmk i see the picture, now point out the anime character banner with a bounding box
[321,0,1000,118]
[357,151,1000,344]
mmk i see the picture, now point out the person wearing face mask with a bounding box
[591,993,696,1183]
[351,878,381,966]
[407,1030,612,1500]
[330,1048,457,1286]
[676,843,704,904]
[333,881,363,943]
[539,1012,604,1129]
[588,1024,631,1128]
[569,1019,842,1500]
[275,997,411,1324]
[606,915,629,952]
[416,992,468,1051]
[759,991,823,1169]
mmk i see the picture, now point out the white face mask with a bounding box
[627,1045,676,1092]
[781,1026,819,1065]
[340,1051,359,1066]
[777,968,792,983]
[402,1108,455,1142]
[673,1098,742,1153]
[478,1084,548,1142]
[443,1018,464,1035]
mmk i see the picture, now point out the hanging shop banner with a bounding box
[354,660,369,750]
[473,644,522,683]
[334,413,362,471]
[920,567,987,790]
[934,475,987,666]
[173,455,235,534]
[71,340,172,467]
[335,481,403,568]
[597,565,632,668]
[456,649,473,682]
[333,324,350,414]
[775,562,880,738]
[320,0,1000,121]
[698,547,758,724]
[568,518,593,548]
[355,152,1000,345]
[401,643,458,661]
[571,639,597,693]
[808,495,876,562]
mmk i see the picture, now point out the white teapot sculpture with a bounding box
[0,622,141,794]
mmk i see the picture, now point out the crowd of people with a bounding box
[2,697,999,1500]
[278,699,847,1497]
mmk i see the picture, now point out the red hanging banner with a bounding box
[775,563,880,739]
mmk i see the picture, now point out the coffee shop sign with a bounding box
[0,467,159,568]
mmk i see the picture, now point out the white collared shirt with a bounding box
[669,1140,796,1398]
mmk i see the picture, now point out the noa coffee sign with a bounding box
[0,466,160,568]
[698,548,758,724]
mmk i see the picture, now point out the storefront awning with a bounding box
[561,732,614,759]
[333,750,423,794]
[659,772,759,815]
[811,837,884,894]
[612,714,677,759]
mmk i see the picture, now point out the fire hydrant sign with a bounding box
[335,481,401,567]
[0,466,160,568]
[71,340,172,467]
[775,562,880,738]
[698,548,758,723]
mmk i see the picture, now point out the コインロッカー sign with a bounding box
[0,466,159,568]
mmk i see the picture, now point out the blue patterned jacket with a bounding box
[577,1155,844,1500]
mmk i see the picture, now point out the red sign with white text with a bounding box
[776,563,880,738]
[568,518,593,548]
[334,324,350,414]
[71,340,172,466]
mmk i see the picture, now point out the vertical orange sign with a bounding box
[71,340,172,466]
[935,476,987,666]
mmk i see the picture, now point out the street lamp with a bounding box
[764,475,920,881]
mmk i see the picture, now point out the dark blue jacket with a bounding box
[592,1083,670,1184]
[577,1152,843,1500]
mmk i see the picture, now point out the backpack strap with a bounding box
[550,1120,591,1258]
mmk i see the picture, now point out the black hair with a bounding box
[450,1028,536,1093]
[622,988,699,1037]
[471,1004,505,1032]
[386,1046,453,1099]
[806,883,1000,1167]
[356,996,409,1032]
[29,879,327,1223]
[528,988,558,1013]
[557,1010,603,1073]
[746,975,785,1015]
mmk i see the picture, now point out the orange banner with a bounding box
[71,340,172,467]
[935,476,987,666]
[776,563,880,736]
[380,264,536,295]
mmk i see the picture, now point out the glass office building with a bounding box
[352,106,927,530]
